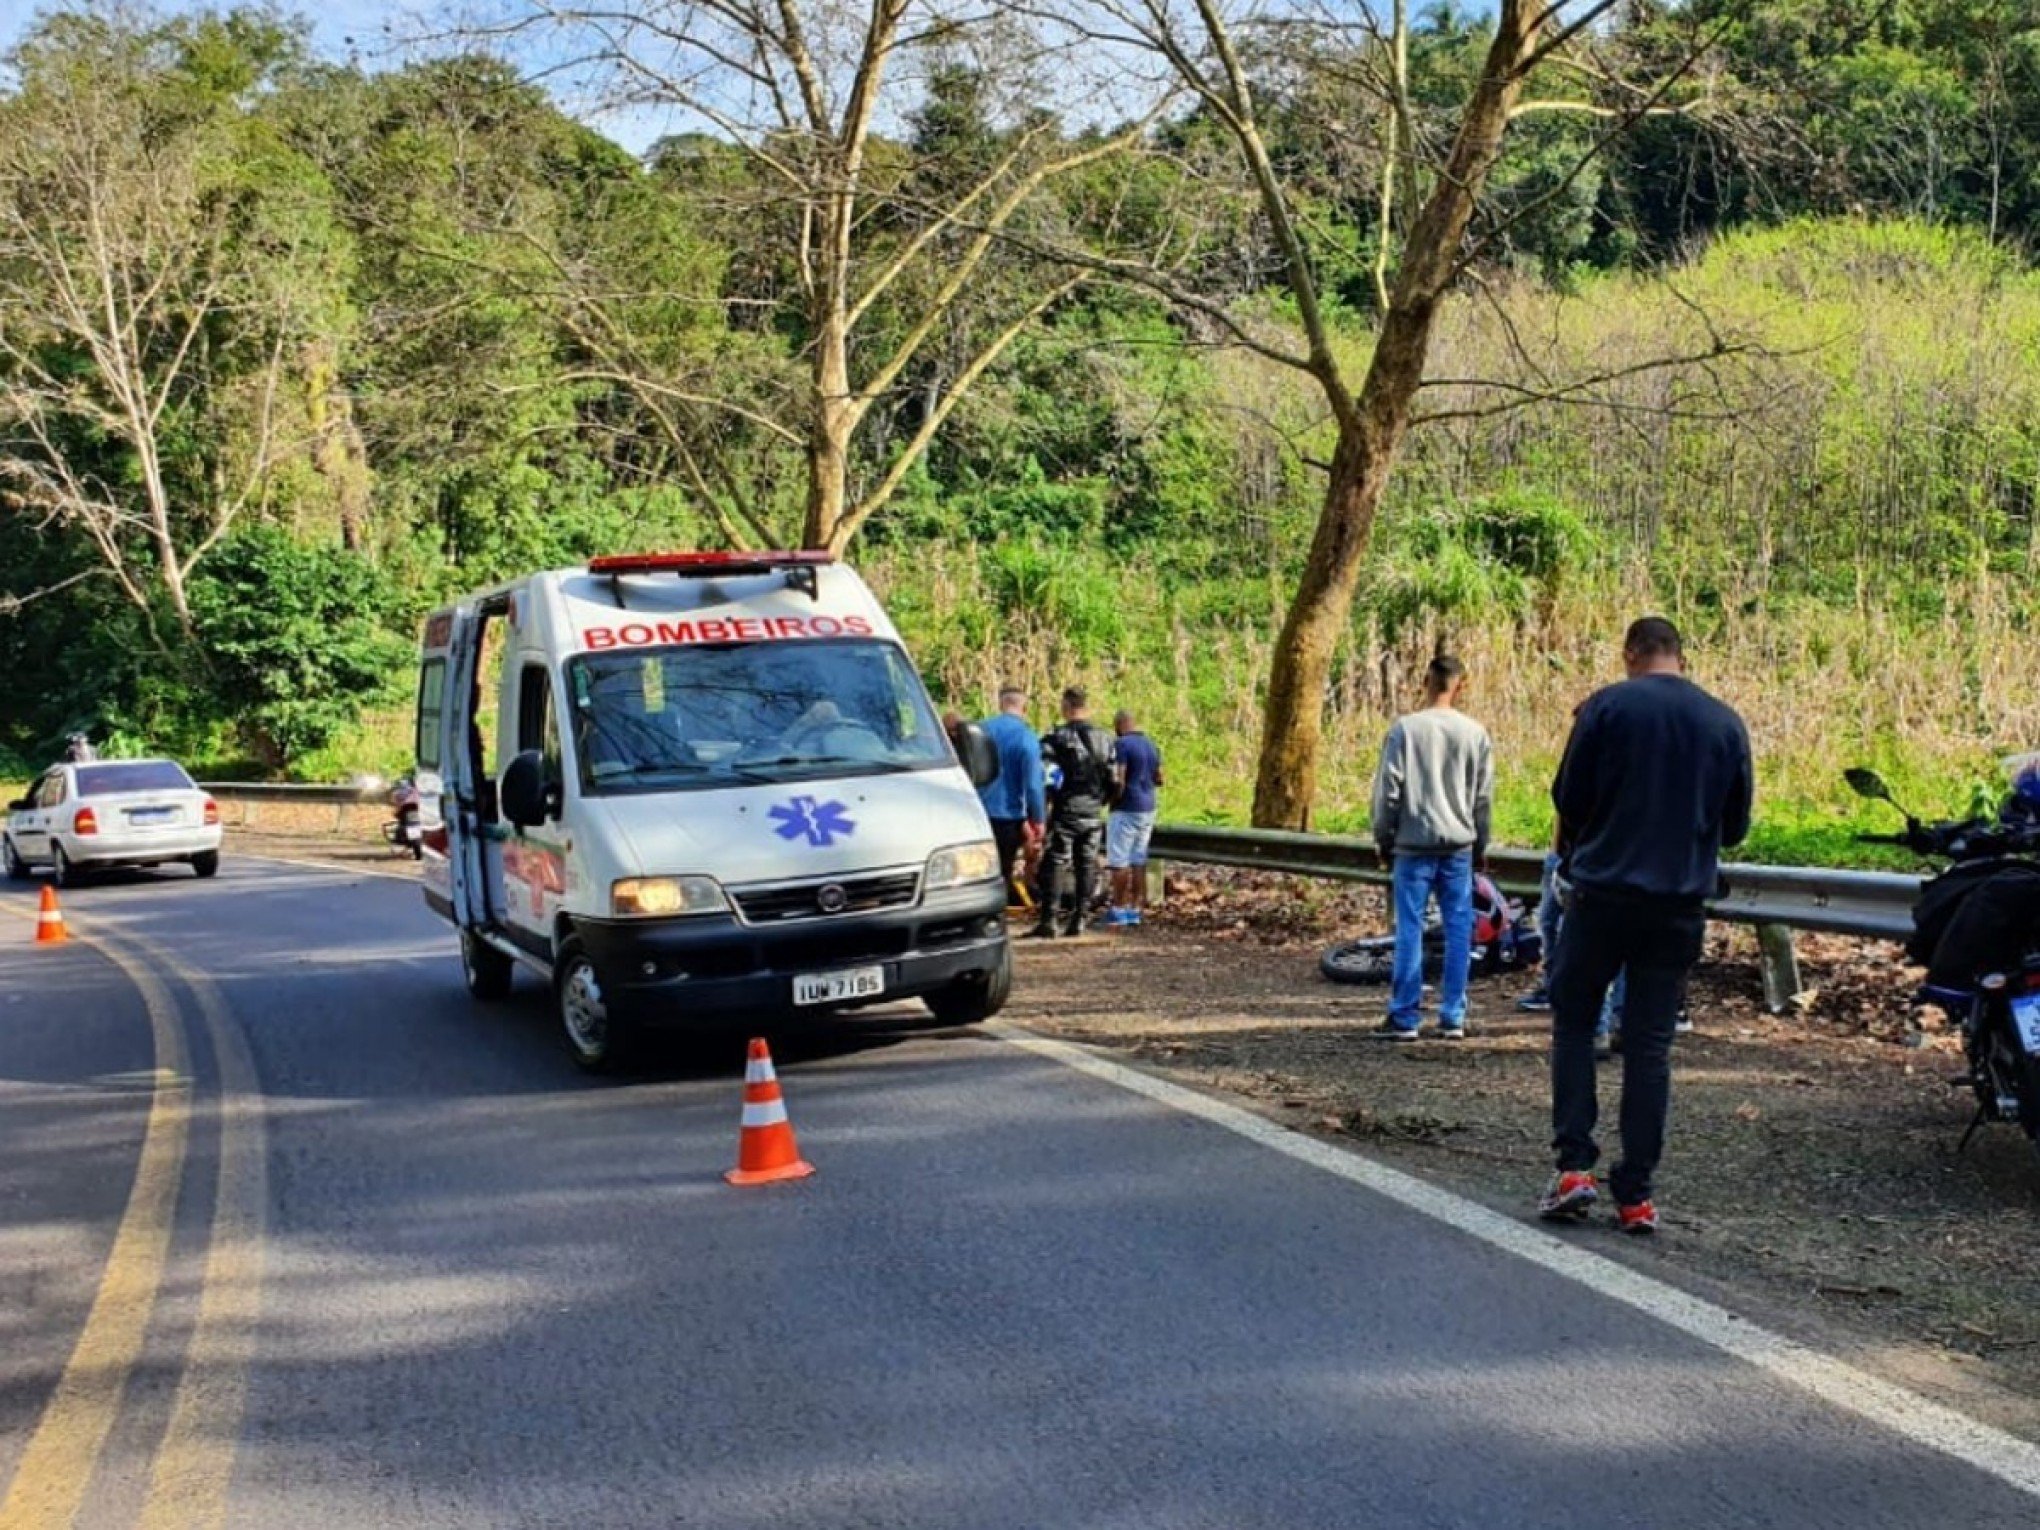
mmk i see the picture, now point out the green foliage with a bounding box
[1366,490,1599,644]
[981,540,1127,660]
[188,528,405,768]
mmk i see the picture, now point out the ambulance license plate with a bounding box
[129,807,176,825]
[793,966,884,1006]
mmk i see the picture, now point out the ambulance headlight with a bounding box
[924,840,1000,891]
[612,876,728,917]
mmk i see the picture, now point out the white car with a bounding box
[4,759,223,886]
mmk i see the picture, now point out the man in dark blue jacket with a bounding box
[1539,618,1752,1234]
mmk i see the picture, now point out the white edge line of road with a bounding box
[989,1022,2040,1502]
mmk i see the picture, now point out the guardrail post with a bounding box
[1144,859,1165,908]
[1757,922,1802,1014]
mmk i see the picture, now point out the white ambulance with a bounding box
[413,551,1011,1070]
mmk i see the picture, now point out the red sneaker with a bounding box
[1617,1200,1660,1235]
[1538,1171,1598,1220]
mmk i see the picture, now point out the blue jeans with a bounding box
[1537,851,1565,957]
[1391,851,1473,1031]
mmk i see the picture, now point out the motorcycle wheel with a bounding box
[1320,939,1397,985]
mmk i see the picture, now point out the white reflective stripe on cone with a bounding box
[740,1099,789,1129]
[744,1058,775,1084]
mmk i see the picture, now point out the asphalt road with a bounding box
[4,857,2040,1528]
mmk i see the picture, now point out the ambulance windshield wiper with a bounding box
[624,760,783,787]
[741,754,913,774]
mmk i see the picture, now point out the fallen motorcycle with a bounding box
[1847,764,2040,1164]
[1320,871,1542,985]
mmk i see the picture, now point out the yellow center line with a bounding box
[0,920,190,1530]
[132,931,269,1530]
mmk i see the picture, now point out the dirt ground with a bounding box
[222,817,2040,1432]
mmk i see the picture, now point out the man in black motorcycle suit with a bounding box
[1028,687,1117,939]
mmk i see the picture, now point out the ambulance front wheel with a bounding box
[461,927,514,1002]
[925,942,1012,1027]
[555,939,638,1073]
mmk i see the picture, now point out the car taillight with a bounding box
[203,798,219,826]
[73,806,98,836]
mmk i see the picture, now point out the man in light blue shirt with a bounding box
[977,686,1046,906]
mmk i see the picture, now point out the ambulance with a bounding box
[413,551,1011,1070]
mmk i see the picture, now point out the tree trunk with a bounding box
[137,436,194,631]
[801,309,853,551]
[1249,3,1540,827]
[1252,427,1394,827]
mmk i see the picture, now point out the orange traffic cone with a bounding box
[725,1038,814,1186]
[35,885,68,945]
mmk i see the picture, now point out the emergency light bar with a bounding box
[587,549,836,606]
[587,550,835,576]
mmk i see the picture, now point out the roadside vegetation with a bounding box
[6,3,2040,862]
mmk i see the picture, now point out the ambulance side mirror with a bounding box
[501,750,555,828]
[957,723,999,790]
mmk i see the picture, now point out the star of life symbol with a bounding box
[769,795,855,848]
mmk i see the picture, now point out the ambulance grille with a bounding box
[732,870,922,924]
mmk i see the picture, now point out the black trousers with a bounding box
[990,818,1027,903]
[1036,812,1103,934]
[1549,887,1705,1205]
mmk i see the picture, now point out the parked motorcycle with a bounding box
[1846,765,2040,1163]
[383,775,424,860]
[1320,872,1542,985]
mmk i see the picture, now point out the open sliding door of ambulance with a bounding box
[423,596,510,932]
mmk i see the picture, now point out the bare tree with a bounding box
[0,19,314,635]
[470,1,1162,553]
[1057,0,1727,826]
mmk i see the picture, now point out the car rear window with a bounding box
[75,761,194,796]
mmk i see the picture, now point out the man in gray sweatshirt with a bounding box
[1370,656,1495,1040]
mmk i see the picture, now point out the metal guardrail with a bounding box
[1147,823,1919,939]
[199,780,384,831]
[199,782,384,804]
[1147,823,1922,1011]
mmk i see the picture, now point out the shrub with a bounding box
[189,528,407,770]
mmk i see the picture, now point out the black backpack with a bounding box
[1050,722,1113,802]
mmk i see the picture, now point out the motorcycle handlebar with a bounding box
[1867,819,2040,861]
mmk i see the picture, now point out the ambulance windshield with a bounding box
[567,639,953,792]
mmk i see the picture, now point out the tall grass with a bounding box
[863,542,2037,864]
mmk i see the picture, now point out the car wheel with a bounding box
[52,846,79,889]
[925,941,1013,1026]
[2,837,27,881]
[190,850,220,879]
[460,927,514,1002]
[555,939,636,1073]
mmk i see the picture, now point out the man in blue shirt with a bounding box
[1106,709,1164,927]
[975,685,1045,908]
